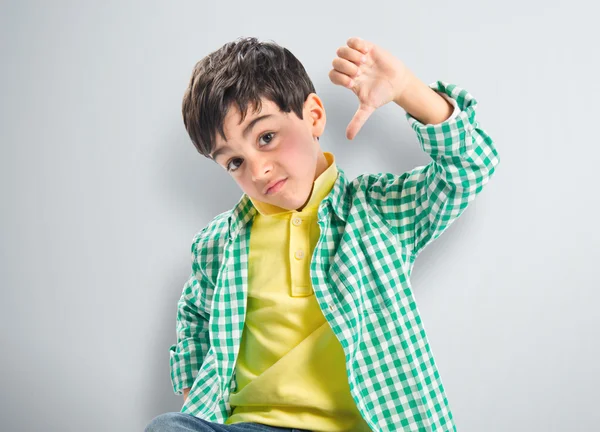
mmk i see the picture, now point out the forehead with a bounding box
[217,98,287,144]
[231,97,280,122]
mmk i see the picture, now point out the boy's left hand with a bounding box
[329,37,415,140]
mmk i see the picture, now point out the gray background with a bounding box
[1,1,598,431]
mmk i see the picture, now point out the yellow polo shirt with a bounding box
[224,152,371,431]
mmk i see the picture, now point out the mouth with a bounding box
[265,178,287,195]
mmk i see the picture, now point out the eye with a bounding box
[259,132,275,146]
[225,133,275,173]
[226,158,243,172]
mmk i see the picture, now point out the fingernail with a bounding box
[361,56,367,63]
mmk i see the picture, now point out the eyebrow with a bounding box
[210,114,273,162]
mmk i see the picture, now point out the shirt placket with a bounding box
[289,212,313,297]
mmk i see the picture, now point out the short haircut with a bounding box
[182,36,317,158]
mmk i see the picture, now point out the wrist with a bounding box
[393,78,454,125]
[392,71,419,107]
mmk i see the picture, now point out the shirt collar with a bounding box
[227,151,350,241]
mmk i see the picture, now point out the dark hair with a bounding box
[182,36,317,158]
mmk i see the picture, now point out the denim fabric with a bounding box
[145,412,313,432]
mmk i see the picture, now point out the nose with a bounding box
[249,155,272,182]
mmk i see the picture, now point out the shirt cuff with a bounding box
[405,80,479,157]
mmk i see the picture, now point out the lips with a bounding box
[265,178,287,195]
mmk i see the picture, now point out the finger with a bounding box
[328,69,354,89]
[331,57,361,78]
[346,103,374,140]
[346,37,372,55]
[336,46,367,66]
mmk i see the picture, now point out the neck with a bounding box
[296,149,329,211]
[313,150,329,181]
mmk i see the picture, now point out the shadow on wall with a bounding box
[157,118,244,225]
[141,119,242,424]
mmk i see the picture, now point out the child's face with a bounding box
[210,94,327,211]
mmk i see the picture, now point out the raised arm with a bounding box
[365,80,500,258]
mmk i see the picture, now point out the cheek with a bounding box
[279,132,312,166]
[237,176,256,195]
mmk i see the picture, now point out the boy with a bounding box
[146,36,500,431]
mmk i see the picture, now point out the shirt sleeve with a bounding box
[434,91,460,124]
[365,80,501,260]
[168,231,214,395]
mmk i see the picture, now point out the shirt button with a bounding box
[292,217,302,226]
[294,249,305,260]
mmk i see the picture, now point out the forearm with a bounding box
[183,387,191,402]
[394,73,454,125]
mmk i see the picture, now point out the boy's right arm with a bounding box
[183,387,191,402]
[364,81,500,260]
[169,231,215,398]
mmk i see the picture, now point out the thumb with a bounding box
[346,103,374,140]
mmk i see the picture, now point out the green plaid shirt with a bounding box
[169,80,500,431]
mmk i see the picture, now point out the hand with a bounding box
[329,37,415,140]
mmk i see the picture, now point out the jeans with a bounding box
[144,412,314,432]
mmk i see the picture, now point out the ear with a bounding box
[303,93,326,138]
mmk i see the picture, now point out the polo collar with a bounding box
[227,154,350,241]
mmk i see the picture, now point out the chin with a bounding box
[278,200,300,211]
[271,197,302,211]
